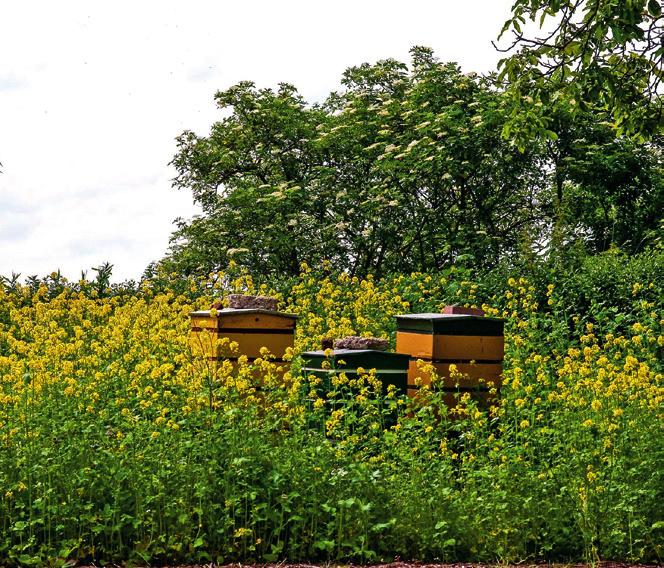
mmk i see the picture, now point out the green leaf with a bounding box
[648,0,662,16]
[314,539,335,552]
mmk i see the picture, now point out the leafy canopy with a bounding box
[497,0,664,146]
[166,49,544,277]
[163,48,663,279]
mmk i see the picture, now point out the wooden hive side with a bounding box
[301,350,409,396]
[407,360,503,389]
[397,331,504,361]
[396,331,435,358]
[190,310,295,363]
[216,312,296,331]
[407,388,500,413]
[431,334,504,361]
[214,331,294,360]
[190,313,219,330]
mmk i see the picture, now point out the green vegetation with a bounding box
[1,2,662,565]
[498,0,664,143]
[163,48,663,279]
[0,250,662,565]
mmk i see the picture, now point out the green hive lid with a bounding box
[395,313,504,335]
[190,308,297,319]
[302,349,410,372]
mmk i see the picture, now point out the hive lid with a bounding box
[302,349,410,370]
[190,308,297,320]
[304,348,409,357]
[395,313,504,335]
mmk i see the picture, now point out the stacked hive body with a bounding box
[190,308,297,374]
[395,312,505,405]
[302,349,409,395]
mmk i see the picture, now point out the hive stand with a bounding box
[395,312,505,406]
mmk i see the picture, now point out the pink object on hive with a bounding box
[442,305,485,317]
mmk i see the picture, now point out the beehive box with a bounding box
[301,349,409,395]
[190,308,297,369]
[396,312,504,401]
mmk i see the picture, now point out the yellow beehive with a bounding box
[190,308,297,374]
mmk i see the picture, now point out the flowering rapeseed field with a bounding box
[0,258,661,565]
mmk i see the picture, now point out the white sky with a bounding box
[0,0,513,282]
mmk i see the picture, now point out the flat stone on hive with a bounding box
[227,294,278,311]
[333,336,389,351]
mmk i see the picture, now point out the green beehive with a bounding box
[301,349,409,395]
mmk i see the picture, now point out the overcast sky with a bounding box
[0,0,513,282]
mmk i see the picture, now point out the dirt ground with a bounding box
[103,562,660,568]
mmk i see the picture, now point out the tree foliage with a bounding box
[163,48,663,278]
[497,0,664,145]
[538,97,664,252]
